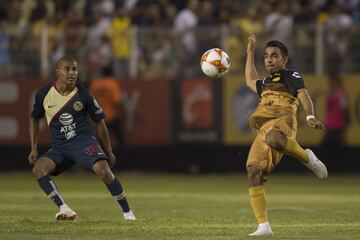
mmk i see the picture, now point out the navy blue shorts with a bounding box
[42,136,109,175]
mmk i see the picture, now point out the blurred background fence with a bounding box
[0,0,360,173]
[2,23,360,78]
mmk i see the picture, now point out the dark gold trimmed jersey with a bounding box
[248,69,304,131]
[256,69,305,97]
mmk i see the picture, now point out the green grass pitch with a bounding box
[0,172,359,240]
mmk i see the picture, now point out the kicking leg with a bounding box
[265,130,327,178]
[247,164,273,236]
[93,160,135,220]
[32,157,76,220]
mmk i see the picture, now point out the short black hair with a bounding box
[55,57,77,70]
[266,40,288,57]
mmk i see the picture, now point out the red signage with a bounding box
[181,79,214,129]
[0,79,51,145]
[0,78,172,146]
[122,80,171,146]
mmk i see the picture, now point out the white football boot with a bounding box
[249,221,273,236]
[55,205,77,221]
[123,210,136,220]
[304,149,328,179]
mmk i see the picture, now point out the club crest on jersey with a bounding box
[59,113,76,140]
[272,76,281,82]
[73,101,83,111]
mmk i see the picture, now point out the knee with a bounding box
[247,165,263,179]
[93,161,114,183]
[32,162,49,179]
[32,158,56,179]
[265,131,286,151]
[247,164,265,186]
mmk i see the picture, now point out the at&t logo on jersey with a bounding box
[59,113,77,140]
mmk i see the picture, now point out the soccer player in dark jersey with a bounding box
[244,33,327,236]
[28,57,136,221]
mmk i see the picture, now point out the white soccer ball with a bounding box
[200,48,230,78]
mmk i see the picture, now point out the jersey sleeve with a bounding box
[284,70,305,95]
[83,88,105,123]
[31,91,45,119]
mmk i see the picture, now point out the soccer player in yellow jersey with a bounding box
[245,33,328,236]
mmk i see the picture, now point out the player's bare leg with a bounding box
[32,157,76,221]
[93,160,135,220]
[266,130,327,178]
[247,164,273,236]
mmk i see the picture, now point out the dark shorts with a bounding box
[42,136,109,175]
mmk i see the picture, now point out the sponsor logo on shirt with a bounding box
[59,113,76,140]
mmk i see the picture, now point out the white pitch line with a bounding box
[156,223,360,228]
[268,207,316,212]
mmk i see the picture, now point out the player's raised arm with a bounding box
[245,33,259,93]
[28,118,40,164]
[297,88,324,130]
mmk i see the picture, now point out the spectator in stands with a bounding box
[63,8,86,57]
[0,18,10,76]
[90,65,126,156]
[174,0,199,56]
[264,1,293,54]
[218,7,231,25]
[324,3,353,72]
[162,3,178,27]
[292,0,316,72]
[234,5,263,35]
[321,73,350,169]
[141,3,162,26]
[26,0,48,76]
[198,0,216,26]
[197,1,219,55]
[228,5,263,74]
[144,33,180,79]
[87,6,112,78]
[3,0,360,79]
[96,0,115,16]
[98,36,113,73]
[336,0,359,14]
[107,6,131,78]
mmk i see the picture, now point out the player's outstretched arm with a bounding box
[297,88,324,130]
[245,33,259,93]
[95,119,117,167]
[28,118,40,164]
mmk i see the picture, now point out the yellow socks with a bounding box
[283,138,309,164]
[249,186,268,224]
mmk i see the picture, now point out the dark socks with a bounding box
[106,178,130,212]
[37,175,65,208]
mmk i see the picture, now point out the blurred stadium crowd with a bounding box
[0,0,359,79]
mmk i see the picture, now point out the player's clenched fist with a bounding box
[307,118,324,130]
[108,152,117,167]
[28,149,38,164]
